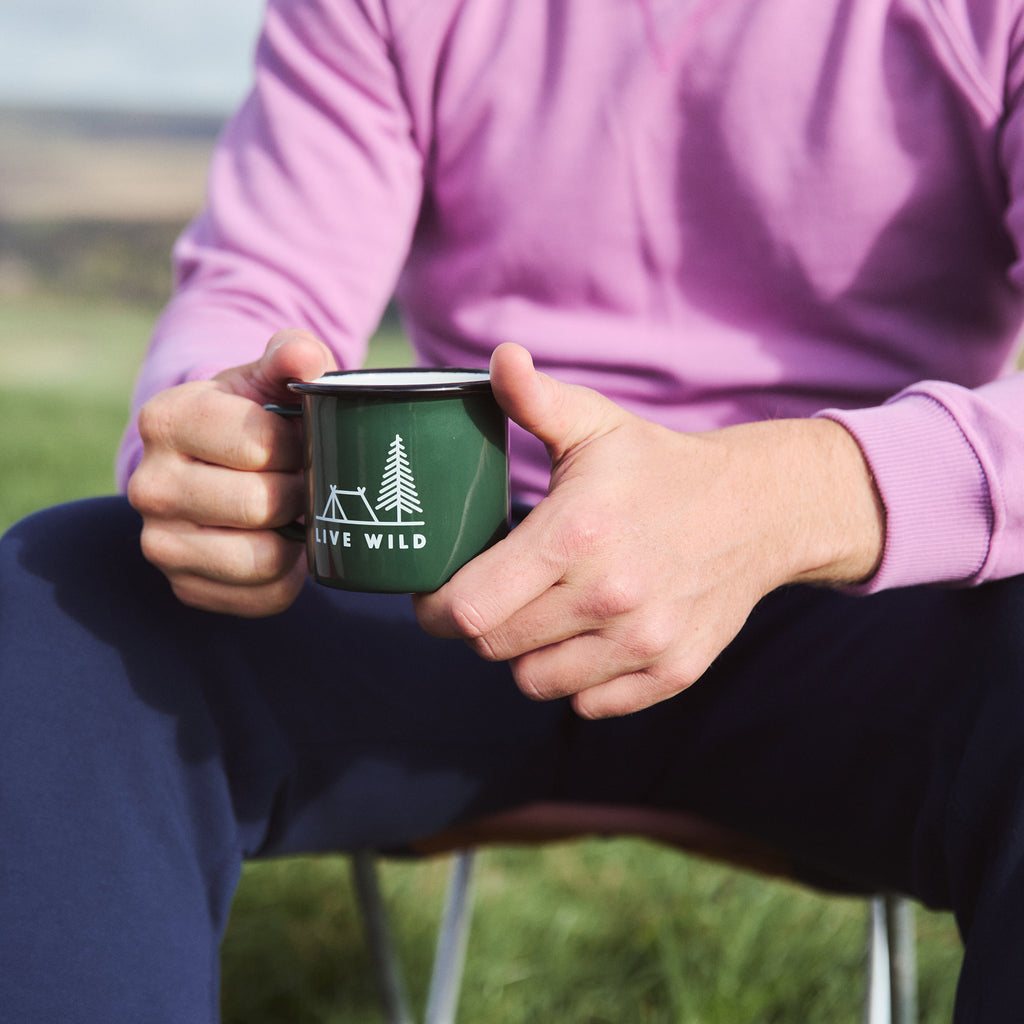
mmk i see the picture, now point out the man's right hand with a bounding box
[127,329,338,616]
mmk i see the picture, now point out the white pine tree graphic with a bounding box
[375,434,424,523]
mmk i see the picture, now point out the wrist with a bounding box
[710,417,884,590]
[782,418,886,586]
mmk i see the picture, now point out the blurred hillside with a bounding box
[0,104,222,306]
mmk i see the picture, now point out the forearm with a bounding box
[725,417,886,590]
[659,417,885,603]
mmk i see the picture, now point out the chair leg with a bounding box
[351,850,416,1024]
[424,850,477,1024]
[886,895,917,1024]
[866,896,893,1024]
[865,895,917,1024]
[352,849,477,1024]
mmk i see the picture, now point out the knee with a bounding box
[1,497,162,615]
[0,496,183,671]
[3,495,142,572]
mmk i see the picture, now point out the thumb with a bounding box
[218,328,339,402]
[490,342,623,461]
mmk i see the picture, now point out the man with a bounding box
[3,1,1024,1019]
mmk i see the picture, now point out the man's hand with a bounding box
[127,329,338,616]
[414,343,884,719]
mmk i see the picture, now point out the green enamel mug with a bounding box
[271,368,509,594]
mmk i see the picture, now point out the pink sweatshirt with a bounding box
[118,0,1024,593]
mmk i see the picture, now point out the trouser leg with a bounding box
[0,498,567,1022]
[0,498,300,1021]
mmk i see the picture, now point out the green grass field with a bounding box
[0,289,964,1023]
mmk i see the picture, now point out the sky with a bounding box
[0,0,266,114]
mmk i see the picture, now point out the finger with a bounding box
[166,558,309,618]
[129,457,303,530]
[137,385,305,473]
[569,668,691,720]
[489,342,625,462]
[224,328,339,404]
[561,608,750,718]
[507,629,652,702]
[140,520,304,587]
[512,633,698,718]
[460,584,582,662]
[504,589,686,694]
[453,570,625,662]
[412,508,566,640]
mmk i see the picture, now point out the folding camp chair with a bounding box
[350,801,917,1024]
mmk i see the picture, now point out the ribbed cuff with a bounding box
[816,391,993,593]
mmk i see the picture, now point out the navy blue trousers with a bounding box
[2,496,1024,1021]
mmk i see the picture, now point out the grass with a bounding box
[0,287,964,1022]
[0,290,413,529]
[226,845,963,1024]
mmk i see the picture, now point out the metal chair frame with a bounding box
[351,848,917,1024]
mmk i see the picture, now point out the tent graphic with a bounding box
[316,485,380,525]
[316,434,425,527]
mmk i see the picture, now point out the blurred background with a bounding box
[0,0,264,527]
[0,3,963,1021]
[0,0,263,114]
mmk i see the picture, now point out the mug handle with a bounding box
[264,401,306,542]
[263,401,302,419]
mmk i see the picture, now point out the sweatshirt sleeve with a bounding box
[817,375,1024,591]
[116,0,425,489]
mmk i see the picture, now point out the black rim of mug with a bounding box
[287,368,492,396]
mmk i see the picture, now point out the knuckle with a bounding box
[628,611,677,660]
[511,658,554,702]
[130,433,191,522]
[212,531,292,586]
[232,471,298,531]
[637,668,687,706]
[571,697,601,720]
[587,572,644,621]
[137,522,180,572]
[223,419,270,472]
[127,461,184,519]
[555,508,603,563]
[167,573,216,612]
[597,601,677,665]
[135,390,181,448]
[642,652,703,705]
[467,633,503,662]
[447,593,492,641]
[236,479,273,530]
[125,469,154,514]
[572,689,613,720]
[250,531,303,582]
[672,655,706,693]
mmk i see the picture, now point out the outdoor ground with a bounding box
[0,104,963,1022]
